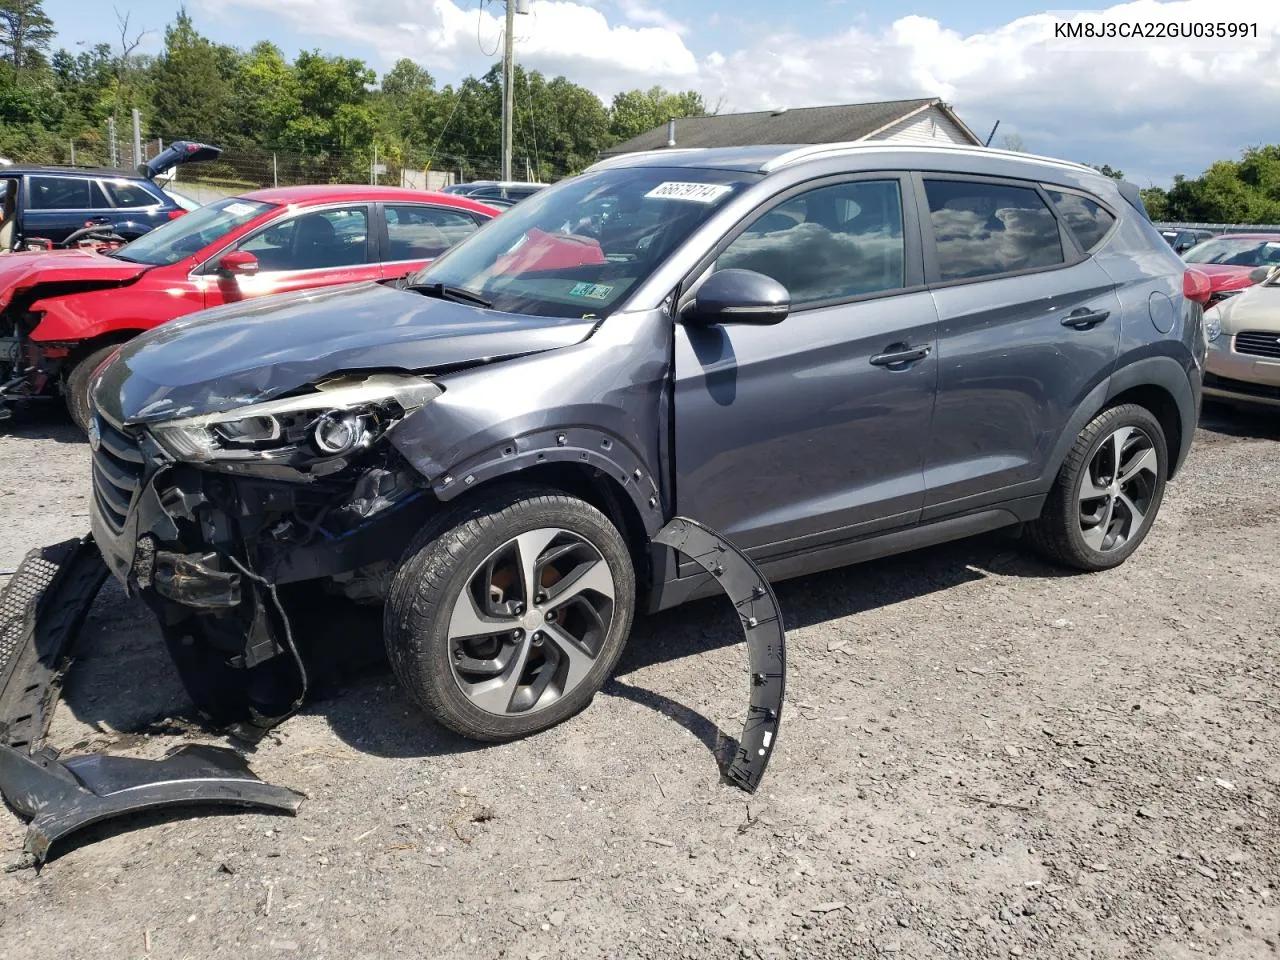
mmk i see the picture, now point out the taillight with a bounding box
[1183,268,1212,306]
[167,209,186,220]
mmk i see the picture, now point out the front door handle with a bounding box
[870,343,932,368]
[1061,308,1110,330]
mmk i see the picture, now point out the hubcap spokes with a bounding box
[1078,425,1159,553]
[448,528,615,716]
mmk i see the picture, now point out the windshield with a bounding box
[113,197,277,266]
[1184,236,1280,267]
[410,166,758,317]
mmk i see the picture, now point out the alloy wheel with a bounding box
[447,528,616,716]
[1077,425,1160,553]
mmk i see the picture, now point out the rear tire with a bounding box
[65,344,120,433]
[384,485,635,742]
[1026,403,1168,571]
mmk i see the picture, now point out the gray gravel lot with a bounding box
[0,404,1277,960]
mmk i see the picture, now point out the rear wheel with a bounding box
[64,344,120,433]
[384,486,635,741]
[1027,403,1168,571]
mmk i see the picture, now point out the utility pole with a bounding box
[501,0,516,182]
[108,117,117,167]
[131,108,142,170]
[500,0,531,182]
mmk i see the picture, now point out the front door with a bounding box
[203,204,380,307]
[674,175,939,560]
[918,175,1123,516]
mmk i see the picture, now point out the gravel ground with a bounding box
[0,404,1277,960]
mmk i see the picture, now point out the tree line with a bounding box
[2,0,1278,217]
[0,1,707,184]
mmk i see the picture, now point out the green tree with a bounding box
[1140,186,1169,221]
[0,0,54,70]
[1091,164,1124,179]
[150,8,230,141]
[608,86,705,143]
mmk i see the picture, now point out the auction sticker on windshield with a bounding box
[569,282,614,300]
[644,182,734,203]
[223,202,259,217]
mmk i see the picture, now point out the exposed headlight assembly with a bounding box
[149,373,441,472]
[1204,309,1223,343]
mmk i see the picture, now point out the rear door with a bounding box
[674,174,939,559]
[919,174,1122,518]
[96,177,173,237]
[379,203,486,279]
[200,204,380,307]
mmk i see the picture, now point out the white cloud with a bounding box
[202,0,1280,183]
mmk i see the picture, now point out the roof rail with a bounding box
[760,141,1096,175]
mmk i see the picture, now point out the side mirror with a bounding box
[1249,266,1276,284]
[218,250,259,278]
[684,269,790,327]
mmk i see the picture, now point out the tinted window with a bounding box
[924,179,1063,280]
[384,205,480,261]
[100,179,162,208]
[1046,190,1116,252]
[29,176,92,210]
[237,207,370,271]
[716,180,905,304]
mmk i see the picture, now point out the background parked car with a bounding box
[0,141,221,251]
[1161,227,1216,253]
[1182,233,1280,306]
[441,180,545,207]
[1203,264,1280,408]
[0,184,498,427]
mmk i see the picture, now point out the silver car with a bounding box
[1204,265,1280,407]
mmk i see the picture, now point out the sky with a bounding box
[42,0,1280,186]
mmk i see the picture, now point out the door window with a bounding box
[28,176,93,210]
[383,205,480,261]
[235,206,370,271]
[924,180,1064,280]
[715,180,906,305]
[1045,189,1116,252]
[100,179,162,208]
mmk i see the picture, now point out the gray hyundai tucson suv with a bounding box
[88,142,1208,740]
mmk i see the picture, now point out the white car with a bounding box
[1204,265,1280,408]
[162,188,201,212]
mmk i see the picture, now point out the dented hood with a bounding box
[0,249,147,310]
[96,281,600,424]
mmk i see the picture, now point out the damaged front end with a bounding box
[90,372,443,728]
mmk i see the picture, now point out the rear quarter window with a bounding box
[1046,189,1117,252]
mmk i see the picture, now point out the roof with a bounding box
[587,142,1097,180]
[238,184,501,216]
[601,98,983,156]
[2,164,146,179]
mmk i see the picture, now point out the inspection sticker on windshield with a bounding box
[569,282,614,300]
[644,182,733,204]
[224,202,258,217]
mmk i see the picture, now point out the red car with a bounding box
[1181,233,1280,308]
[0,184,499,428]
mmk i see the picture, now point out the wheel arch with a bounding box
[1103,355,1197,479]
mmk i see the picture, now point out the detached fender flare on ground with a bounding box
[653,517,787,793]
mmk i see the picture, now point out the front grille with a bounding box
[1235,331,1280,359]
[1203,372,1280,401]
[91,413,144,532]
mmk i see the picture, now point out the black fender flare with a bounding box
[653,517,785,793]
[428,426,666,537]
[1041,354,1196,490]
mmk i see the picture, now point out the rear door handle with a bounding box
[870,343,932,368]
[1061,308,1110,330]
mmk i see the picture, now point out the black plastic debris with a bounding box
[0,743,304,864]
[653,517,786,793]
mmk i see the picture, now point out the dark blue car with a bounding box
[0,141,220,251]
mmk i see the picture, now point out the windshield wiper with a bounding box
[407,281,492,309]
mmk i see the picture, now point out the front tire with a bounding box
[64,344,120,432]
[384,485,635,742]
[1027,403,1168,571]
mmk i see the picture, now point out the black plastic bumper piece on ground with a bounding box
[0,742,305,864]
[652,517,786,794]
[0,537,108,753]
